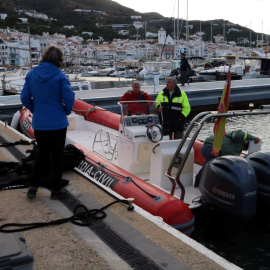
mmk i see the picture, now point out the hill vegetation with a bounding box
[0,0,263,45]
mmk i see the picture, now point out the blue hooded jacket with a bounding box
[20,61,75,130]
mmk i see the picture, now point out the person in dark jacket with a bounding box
[20,46,75,200]
[194,129,260,187]
[120,80,153,115]
[155,76,191,139]
[180,53,191,86]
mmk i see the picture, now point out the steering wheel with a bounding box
[146,125,163,143]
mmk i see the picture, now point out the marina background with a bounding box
[0,0,270,267]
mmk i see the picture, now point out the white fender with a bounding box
[10,110,21,129]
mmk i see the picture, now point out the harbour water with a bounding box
[189,115,270,270]
[86,77,270,270]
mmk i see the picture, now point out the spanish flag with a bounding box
[211,69,231,156]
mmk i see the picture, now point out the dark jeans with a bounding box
[194,143,221,187]
[169,131,183,140]
[180,70,188,85]
[31,128,67,192]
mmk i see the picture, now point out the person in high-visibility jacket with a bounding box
[155,76,191,140]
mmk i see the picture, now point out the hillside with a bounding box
[0,0,263,44]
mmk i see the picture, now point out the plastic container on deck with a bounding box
[0,233,34,270]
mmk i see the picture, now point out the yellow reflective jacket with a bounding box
[155,86,191,132]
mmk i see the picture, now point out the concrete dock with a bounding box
[1,78,270,123]
[0,121,242,270]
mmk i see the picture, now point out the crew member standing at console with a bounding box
[155,76,191,140]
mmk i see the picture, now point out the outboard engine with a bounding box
[245,151,270,206]
[199,156,257,228]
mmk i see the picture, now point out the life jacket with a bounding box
[159,87,185,132]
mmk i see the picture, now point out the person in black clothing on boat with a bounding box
[155,77,191,140]
[180,53,191,86]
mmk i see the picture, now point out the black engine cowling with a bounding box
[246,151,270,206]
[199,156,257,220]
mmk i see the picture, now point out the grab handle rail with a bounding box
[93,129,118,161]
[166,109,270,201]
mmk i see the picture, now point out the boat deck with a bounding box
[65,112,204,208]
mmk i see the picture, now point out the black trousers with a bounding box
[180,70,188,85]
[31,128,67,192]
[169,131,183,140]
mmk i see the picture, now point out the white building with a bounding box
[64,25,75,30]
[118,30,129,36]
[0,14,7,20]
[133,21,144,29]
[158,28,166,45]
[19,18,28,24]
[131,16,142,20]
[82,32,93,37]
[174,45,189,58]
[24,11,49,21]
[112,24,130,29]
[214,35,225,43]
[0,42,9,66]
[146,32,158,38]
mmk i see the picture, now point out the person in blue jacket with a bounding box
[20,46,75,200]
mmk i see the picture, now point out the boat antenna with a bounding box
[177,0,180,57]
[28,26,33,69]
[186,0,189,55]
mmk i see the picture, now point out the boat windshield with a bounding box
[118,100,160,124]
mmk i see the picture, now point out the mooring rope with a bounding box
[0,198,134,233]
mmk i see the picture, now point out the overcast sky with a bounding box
[113,0,269,35]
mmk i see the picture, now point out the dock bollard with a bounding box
[127,198,134,211]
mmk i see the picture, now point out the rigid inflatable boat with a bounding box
[17,99,270,235]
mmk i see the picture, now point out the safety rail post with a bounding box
[166,111,212,199]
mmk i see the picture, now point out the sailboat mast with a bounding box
[262,20,263,44]
[186,0,189,55]
[177,0,179,58]
[28,26,32,69]
[250,21,252,54]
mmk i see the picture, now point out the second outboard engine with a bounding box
[199,156,257,228]
[246,151,270,206]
